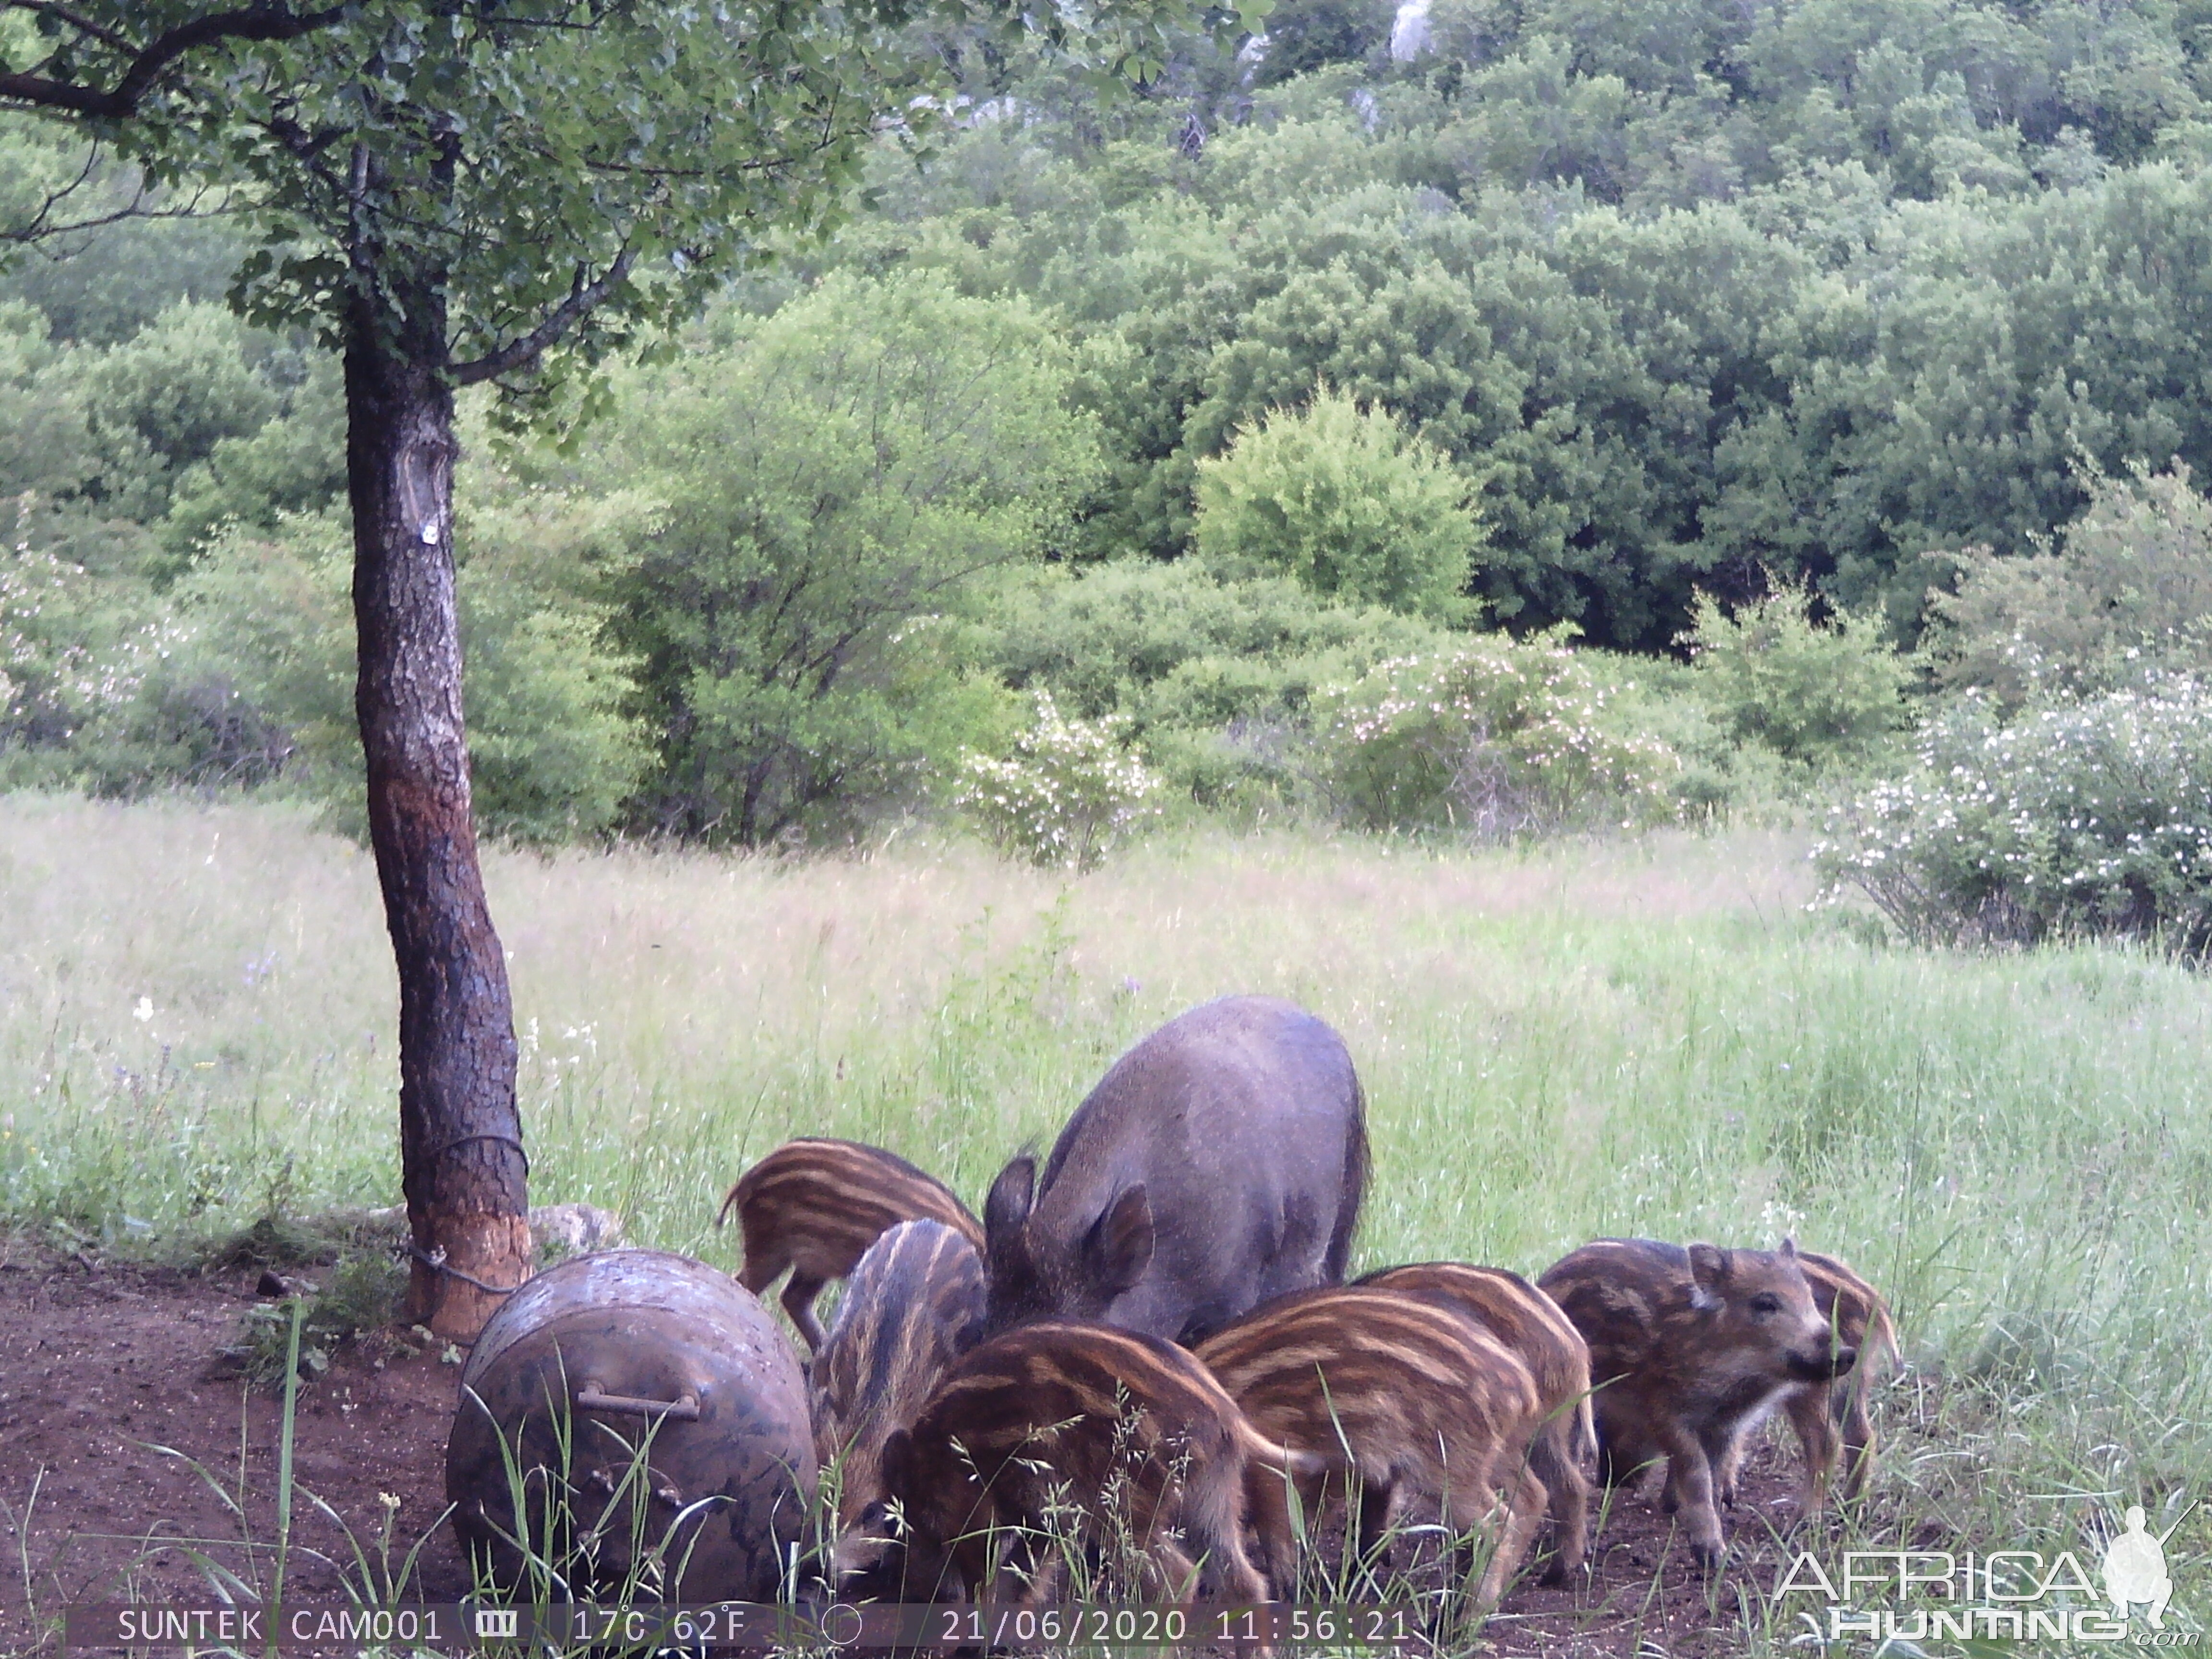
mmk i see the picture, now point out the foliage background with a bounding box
[6,11,2212,1635]
[4,0,2212,906]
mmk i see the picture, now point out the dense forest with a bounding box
[4,0,2212,942]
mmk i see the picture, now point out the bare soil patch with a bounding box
[0,1250,1816,1658]
[0,1247,469,1657]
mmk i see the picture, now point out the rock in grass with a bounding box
[352,1201,625,1262]
[529,1202,625,1260]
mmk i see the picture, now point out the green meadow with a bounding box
[3,791,2208,1647]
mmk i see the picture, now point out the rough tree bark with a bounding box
[346,281,530,1339]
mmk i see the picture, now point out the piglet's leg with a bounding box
[1836,1376,1877,1499]
[781,1273,829,1351]
[1784,1388,1840,1518]
[1712,1426,1749,1510]
[1656,1425,1726,1569]
[1471,1466,1549,1606]
[737,1248,787,1297]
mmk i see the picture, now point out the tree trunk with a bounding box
[346,284,530,1340]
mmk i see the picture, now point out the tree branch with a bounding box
[6,178,229,242]
[0,138,238,245]
[0,3,348,119]
[450,245,635,385]
[13,2,132,55]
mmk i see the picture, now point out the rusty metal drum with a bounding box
[445,1250,816,1601]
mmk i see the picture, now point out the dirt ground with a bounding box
[0,1248,1821,1659]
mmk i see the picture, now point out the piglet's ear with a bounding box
[1687,1242,1730,1296]
[878,1428,913,1498]
[1779,1235,1799,1258]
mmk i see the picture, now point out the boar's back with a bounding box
[1034,994,1367,1343]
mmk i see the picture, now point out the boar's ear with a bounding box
[1084,1185,1155,1298]
[986,1155,1036,1233]
[985,1157,1037,1269]
[1779,1235,1799,1259]
[1686,1242,1729,1309]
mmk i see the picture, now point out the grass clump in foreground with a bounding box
[1,792,2209,1649]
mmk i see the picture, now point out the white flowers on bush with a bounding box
[1814,677,2212,956]
[957,691,1163,871]
[1315,638,1679,837]
[5,508,191,743]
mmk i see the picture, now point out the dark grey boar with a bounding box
[1538,1237,1857,1569]
[809,1219,987,1530]
[980,995,1368,1345]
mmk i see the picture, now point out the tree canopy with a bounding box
[0,1,1209,383]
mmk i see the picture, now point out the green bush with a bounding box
[172,502,649,843]
[159,354,348,562]
[590,271,1103,844]
[0,499,187,785]
[0,301,96,504]
[1193,385,1482,623]
[1571,649,1780,820]
[7,488,648,841]
[1928,461,2212,710]
[0,507,301,796]
[452,483,652,842]
[956,690,1164,870]
[1680,576,1911,773]
[975,556,1448,740]
[72,301,281,524]
[1,294,308,574]
[1312,634,1681,837]
[972,558,1453,812]
[1815,678,2212,957]
[163,514,355,783]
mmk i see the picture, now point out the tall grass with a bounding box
[4,791,2208,1637]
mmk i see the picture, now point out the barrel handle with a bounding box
[575,1383,701,1421]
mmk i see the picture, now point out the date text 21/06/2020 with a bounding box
[67,1603,1417,1649]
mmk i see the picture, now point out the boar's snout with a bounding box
[1790,1341,1857,1382]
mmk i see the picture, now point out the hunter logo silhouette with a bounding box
[2101,1503,2187,1630]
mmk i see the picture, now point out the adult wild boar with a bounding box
[981,995,1368,1345]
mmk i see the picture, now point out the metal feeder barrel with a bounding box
[445,1249,816,1602]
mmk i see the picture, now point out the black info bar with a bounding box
[66,1603,1414,1649]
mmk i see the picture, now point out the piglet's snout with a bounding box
[1791,1337,1857,1381]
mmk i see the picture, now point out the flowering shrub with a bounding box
[1814,679,2212,956]
[1313,636,1680,837]
[956,691,1164,871]
[3,504,190,758]
[1928,461,2212,710]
